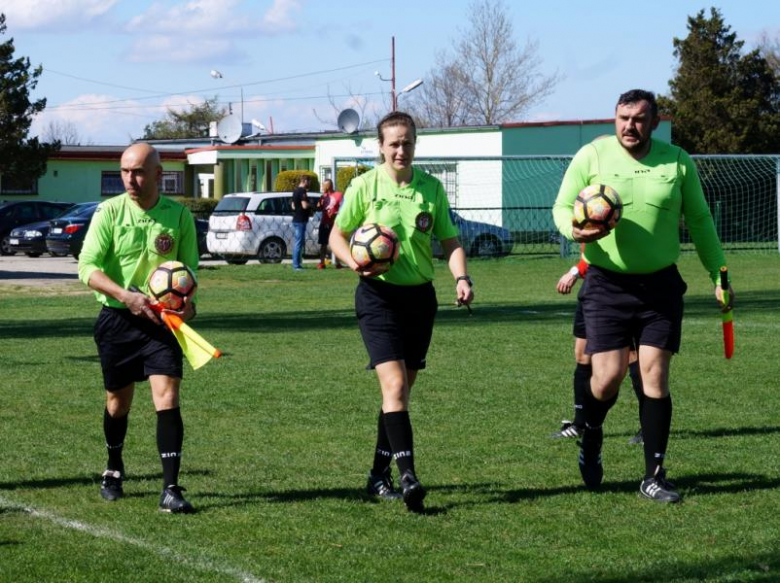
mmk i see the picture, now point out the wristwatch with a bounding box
[456,275,473,287]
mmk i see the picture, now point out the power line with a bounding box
[43,58,389,110]
[49,91,387,112]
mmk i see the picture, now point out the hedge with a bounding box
[274,170,320,193]
[336,165,371,193]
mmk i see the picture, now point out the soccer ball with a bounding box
[350,223,400,275]
[573,184,622,230]
[147,261,197,310]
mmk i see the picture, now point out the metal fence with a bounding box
[202,155,780,262]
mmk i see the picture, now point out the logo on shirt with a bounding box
[154,233,174,254]
[415,211,433,233]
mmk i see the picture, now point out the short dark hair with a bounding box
[377,111,417,144]
[616,89,658,118]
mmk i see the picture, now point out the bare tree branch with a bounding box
[408,0,560,126]
[42,119,88,145]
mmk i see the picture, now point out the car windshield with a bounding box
[214,197,250,213]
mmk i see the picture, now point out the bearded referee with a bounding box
[78,143,199,513]
[552,89,734,503]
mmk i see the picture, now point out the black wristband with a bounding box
[456,275,473,287]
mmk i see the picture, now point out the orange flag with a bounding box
[160,311,222,370]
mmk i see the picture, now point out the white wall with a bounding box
[315,129,504,220]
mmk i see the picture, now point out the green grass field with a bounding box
[1,253,779,582]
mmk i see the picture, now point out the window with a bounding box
[101,170,184,196]
[101,172,124,196]
[0,175,37,195]
[161,171,184,195]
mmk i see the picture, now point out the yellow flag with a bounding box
[162,312,222,370]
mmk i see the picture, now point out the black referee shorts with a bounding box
[355,277,438,370]
[579,264,687,355]
[94,307,183,391]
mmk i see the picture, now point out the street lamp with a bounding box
[210,69,243,123]
[375,37,422,111]
[398,79,423,103]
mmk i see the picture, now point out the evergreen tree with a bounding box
[658,8,780,154]
[0,13,59,189]
[142,98,227,140]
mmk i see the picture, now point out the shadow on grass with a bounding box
[496,471,780,503]
[0,271,77,281]
[536,549,780,583]
[0,287,776,340]
[193,484,458,515]
[0,470,211,492]
[674,424,780,439]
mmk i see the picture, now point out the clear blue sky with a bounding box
[4,0,778,144]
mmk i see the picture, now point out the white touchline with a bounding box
[0,495,266,583]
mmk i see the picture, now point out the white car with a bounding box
[207,192,321,264]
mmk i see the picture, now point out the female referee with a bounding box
[329,111,474,513]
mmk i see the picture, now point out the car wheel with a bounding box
[1,237,16,256]
[226,259,249,265]
[258,238,285,264]
[470,235,501,257]
[25,252,42,258]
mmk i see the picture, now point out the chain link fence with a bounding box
[202,155,780,262]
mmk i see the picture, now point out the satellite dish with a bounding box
[216,114,242,144]
[337,108,360,134]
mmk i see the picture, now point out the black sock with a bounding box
[629,361,644,423]
[641,395,672,478]
[573,363,592,427]
[383,411,416,477]
[371,410,393,475]
[103,408,128,475]
[156,408,183,488]
[584,385,618,429]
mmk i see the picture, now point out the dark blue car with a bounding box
[45,202,100,259]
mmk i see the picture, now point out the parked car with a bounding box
[207,192,321,264]
[44,202,208,260]
[8,204,82,257]
[45,202,100,258]
[194,217,209,258]
[0,200,74,255]
[433,210,514,258]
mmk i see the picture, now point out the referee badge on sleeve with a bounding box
[415,211,433,233]
[154,233,174,254]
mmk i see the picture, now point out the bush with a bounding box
[274,170,319,193]
[336,165,371,193]
[172,196,219,220]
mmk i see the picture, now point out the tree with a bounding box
[757,31,780,78]
[407,0,560,126]
[0,13,59,189]
[409,51,470,128]
[142,97,228,140]
[658,8,780,154]
[42,119,89,145]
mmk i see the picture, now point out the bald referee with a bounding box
[78,143,199,513]
[552,89,733,503]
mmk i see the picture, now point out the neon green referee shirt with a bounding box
[552,136,726,285]
[336,166,459,286]
[78,193,199,308]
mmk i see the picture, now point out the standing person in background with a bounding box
[316,178,343,269]
[78,143,199,513]
[552,89,733,503]
[291,174,311,271]
[329,111,474,513]
[552,260,644,445]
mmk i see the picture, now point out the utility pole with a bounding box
[391,36,397,111]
